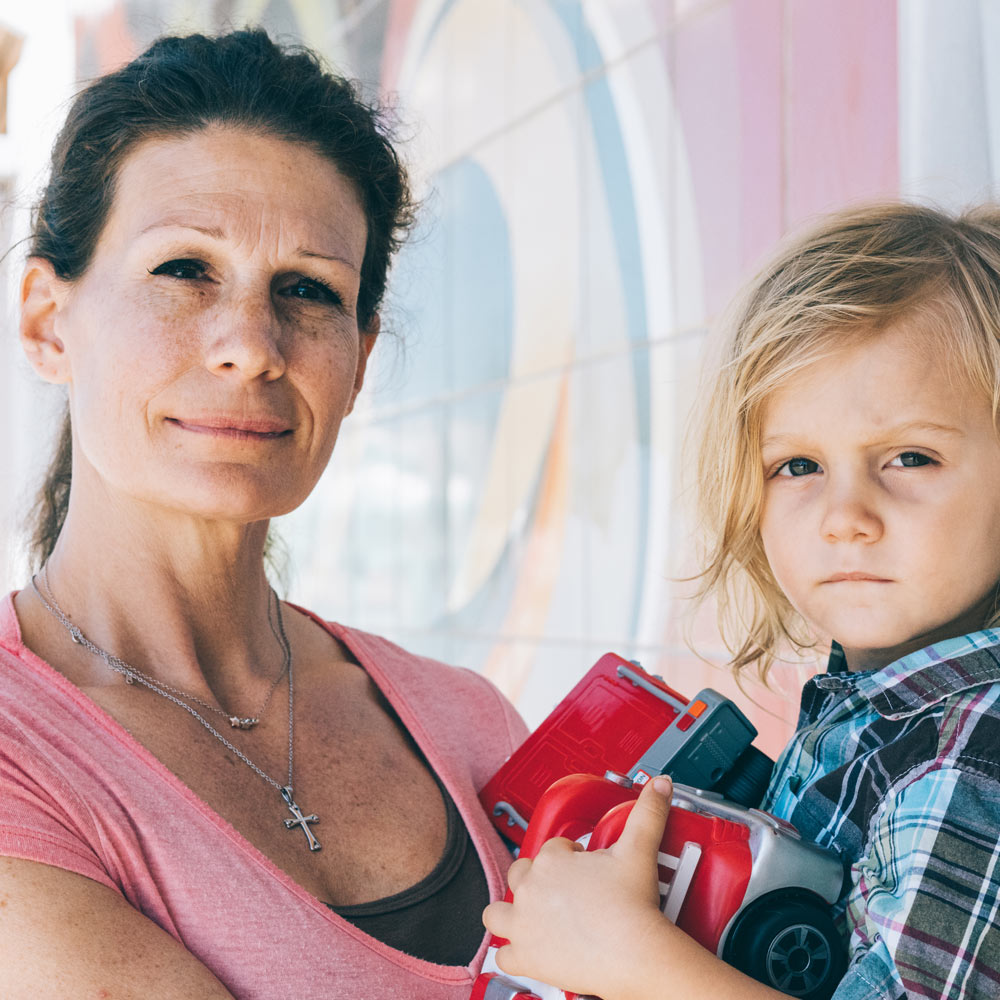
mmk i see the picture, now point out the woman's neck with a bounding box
[20,490,281,705]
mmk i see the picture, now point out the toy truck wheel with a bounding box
[722,896,845,1000]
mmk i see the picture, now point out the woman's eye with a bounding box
[280,277,342,305]
[149,258,208,280]
[775,457,819,478]
[889,451,934,468]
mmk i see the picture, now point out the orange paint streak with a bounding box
[483,378,570,703]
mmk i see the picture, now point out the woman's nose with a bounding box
[820,480,884,544]
[203,288,286,382]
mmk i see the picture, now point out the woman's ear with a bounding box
[20,258,72,385]
[347,312,380,414]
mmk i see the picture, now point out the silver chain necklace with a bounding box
[30,572,322,852]
[40,568,288,730]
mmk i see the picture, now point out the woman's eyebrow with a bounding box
[139,220,224,238]
[136,221,359,271]
[297,247,360,272]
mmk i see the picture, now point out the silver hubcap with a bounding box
[766,922,832,995]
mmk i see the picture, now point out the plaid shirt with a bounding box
[763,632,1000,999]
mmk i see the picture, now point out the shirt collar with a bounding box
[820,631,1000,719]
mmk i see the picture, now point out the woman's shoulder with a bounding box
[0,596,124,890]
[334,622,494,690]
[0,591,113,740]
[341,621,526,723]
[289,606,520,722]
[313,617,529,784]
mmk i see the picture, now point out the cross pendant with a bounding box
[280,786,321,851]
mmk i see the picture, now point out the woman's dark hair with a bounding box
[27,28,415,568]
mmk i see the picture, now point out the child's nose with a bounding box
[820,485,883,543]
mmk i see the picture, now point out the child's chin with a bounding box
[827,627,913,659]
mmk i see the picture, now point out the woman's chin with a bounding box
[128,473,313,525]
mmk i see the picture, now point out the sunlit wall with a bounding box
[2,0,991,755]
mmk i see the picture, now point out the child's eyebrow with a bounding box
[880,420,966,438]
[762,420,965,450]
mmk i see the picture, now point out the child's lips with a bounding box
[823,572,892,583]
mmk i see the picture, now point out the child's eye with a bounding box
[775,457,820,478]
[888,451,934,468]
[279,276,343,306]
[149,258,209,280]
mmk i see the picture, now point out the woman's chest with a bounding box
[89,668,453,907]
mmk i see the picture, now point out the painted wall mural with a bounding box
[69,0,974,755]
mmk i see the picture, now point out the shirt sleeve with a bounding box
[839,766,1000,999]
[0,726,118,891]
[453,666,530,789]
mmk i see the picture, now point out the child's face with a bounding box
[759,322,1000,671]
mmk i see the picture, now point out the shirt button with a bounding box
[788,776,802,794]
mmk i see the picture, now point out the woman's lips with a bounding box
[166,417,292,440]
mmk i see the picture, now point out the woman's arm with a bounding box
[0,856,236,999]
[483,777,786,1000]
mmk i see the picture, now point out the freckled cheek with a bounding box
[290,352,357,446]
[73,341,190,439]
[298,338,360,395]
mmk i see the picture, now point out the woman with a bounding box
[0,29,526,999]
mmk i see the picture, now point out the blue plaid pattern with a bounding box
[763,632,1000,999]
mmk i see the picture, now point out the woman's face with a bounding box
[26,126,375,524]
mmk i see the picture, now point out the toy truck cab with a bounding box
[480,653,775,846]
[475,773,845,1000]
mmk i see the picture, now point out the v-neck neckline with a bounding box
[0,591,500,980]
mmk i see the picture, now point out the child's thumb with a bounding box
[616,775,672,858]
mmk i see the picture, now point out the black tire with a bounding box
[722,895,846,1000]
[715,746,775,807]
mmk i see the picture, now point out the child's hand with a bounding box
[483,775,674,1000]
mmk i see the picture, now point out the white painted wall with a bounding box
[0,3,116,589]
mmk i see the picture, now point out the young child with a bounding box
[483,203,1000,1000]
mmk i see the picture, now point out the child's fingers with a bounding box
[482,898,512,935]
[492,942,520,977]
[615,775,672,858]
[507,836,585,893]
[504,856,533,892]
[534,836,585,858]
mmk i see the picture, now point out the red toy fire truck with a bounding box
[480,653,776,845]
[474,654,847,1000]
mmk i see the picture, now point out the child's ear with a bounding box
[20,258,72,385]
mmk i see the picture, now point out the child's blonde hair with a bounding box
[694,202,1000,681]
